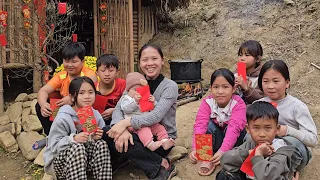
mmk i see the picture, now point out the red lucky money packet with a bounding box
[49,98,61,121]
[195,134,213,161]
[237,61,247,82]
[93,94,109,114]
[136,85,154,112]
[240,146,259,177]
[77,106,98,133]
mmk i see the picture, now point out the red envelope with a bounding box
[240,146,259,177]
[195,134,213,161]
[93,94,109,114]
[237,61,247,82]
[77,106,98,133]
[72,34,77,42]
[49,98,61,121]
[136,85,154,112]
[270,101,277,108]
[58,2,67,14]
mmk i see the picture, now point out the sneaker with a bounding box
[151,162,177,180]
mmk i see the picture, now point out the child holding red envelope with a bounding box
[119,72,175,151]
[235,40,264,104]
[44,77,112,179]
[217,101,302,180]
[190,68,247,176]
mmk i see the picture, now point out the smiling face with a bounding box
[96,65,118,85]
[210,76,236,108]
[247,118,280,145]
[139,47,164,80]
[63,56,84,76]
[73,81,96,108]
[262,69,290,101]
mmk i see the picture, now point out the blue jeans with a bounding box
[206,120,246,153]
[282,136,312,171]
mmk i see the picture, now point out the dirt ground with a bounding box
[1,0,320,179]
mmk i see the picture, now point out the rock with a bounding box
[0,115,10,126]
[15,93,29,102]
[23,101,32,108]
[167,146,188,162]
[22,115,42,132]
[27,93,38,101]
[0,131,19,152]
[171,177,182,180]
[30,99,38,115]
[284,0,294,5]
[34,147,45,166]
[5,102,23,123]
[17,131,44,160]
[204,8,217,22]
[22,108,31,122]
[0,123,15,134]
[42,173,55,180]
[15,121,22,135]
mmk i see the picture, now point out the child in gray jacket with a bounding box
[216,101,302,180]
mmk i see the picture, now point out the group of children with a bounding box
[38,40,318,179]
[190,40,318,180]
[39,42,175,179]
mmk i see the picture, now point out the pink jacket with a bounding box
[192,95,246,152]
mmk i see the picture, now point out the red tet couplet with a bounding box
[58,3,67,14]
[136,85,154,112]
[77,106,98,133]
[237,61,247,82]
[195,134,213,161]
[92,94,108,114]
[49,98,61,121]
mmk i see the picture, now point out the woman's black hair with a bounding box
[138,43,164,60]
[69,76,96,106]
[210,68,235,86]
[238,40,263,67]
[258,60,290,91]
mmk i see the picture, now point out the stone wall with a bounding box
[0,93,45,165]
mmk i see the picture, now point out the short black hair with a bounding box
[62,42,86,61]
[96,54,119,70]
[138,43,164,60]
[258,60,290,91]
[69,76,96,106]
[247,101,279,124]
[210,68,235,86]
[238,40,263,67]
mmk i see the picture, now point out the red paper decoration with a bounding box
[0,34,7,47]
[72,34,78,42]
[58,3,67,14]
[0,11,8,27]
[22,5,31,19]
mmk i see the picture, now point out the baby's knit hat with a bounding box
[125,72,147,91]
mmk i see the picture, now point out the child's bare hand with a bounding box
[235,76,249,91]
[74,132,90,143]
[148,95,155,103]
[134,93,141,102]
[101,108,114,120]
[92,128,103,140]
[210,151,223,166]
[255,143,274,157]
[189,150,198,164]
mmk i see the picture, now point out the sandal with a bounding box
[198,161,215,176]
[32,138,46,150]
